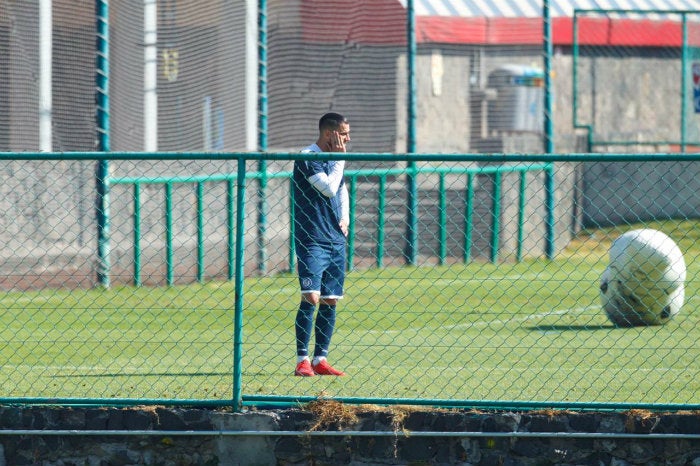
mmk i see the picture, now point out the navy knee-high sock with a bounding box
[295,301,316,357]
[314,304,336,358]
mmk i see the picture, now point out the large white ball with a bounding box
[599,229,686,326]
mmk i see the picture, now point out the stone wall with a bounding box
[0,404,698,465]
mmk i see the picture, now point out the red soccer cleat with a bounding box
[312,360,346,376]
[294,359,315,377]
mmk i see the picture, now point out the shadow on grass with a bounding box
[527,324,617,332]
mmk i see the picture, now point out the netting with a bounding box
[267,0,548,155]
[0,0,551,153]
[0,0,251,152]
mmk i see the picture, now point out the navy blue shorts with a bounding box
[296,241,346,299]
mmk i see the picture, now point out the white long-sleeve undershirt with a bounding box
[308,160,344,197]
[308,160,349,223]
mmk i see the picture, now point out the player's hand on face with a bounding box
[330,131,346,152]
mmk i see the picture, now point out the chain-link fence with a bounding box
[0,153,697,410]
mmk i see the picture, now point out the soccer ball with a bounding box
[599,229,686,327]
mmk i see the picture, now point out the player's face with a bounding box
[324,123,350,142]
[323,122,350,151]
[335,123,350,143]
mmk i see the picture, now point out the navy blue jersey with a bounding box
[293,150,346,246]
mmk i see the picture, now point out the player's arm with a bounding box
[339,182,349,236]
[308,160,345,198]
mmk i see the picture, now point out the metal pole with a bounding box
[517,172,526,262]
[543,0,553,154]
[463,173,473,263]
[681,13,688,152]
[133,183,141,286]
[39,0,52,152]
[96,0,111,287]
[543,0,556,259]
[438,174,446,265]
[376,176,385,268]
[197,182,205,282]
[144,0,158,152]
[165,182,174,285]
[233,158,247,411]
[490,171,501,263]
[347,176,357,270]
[404,0,418,265]
[257,0,268,274]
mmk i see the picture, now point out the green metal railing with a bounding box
[109,161,553,286]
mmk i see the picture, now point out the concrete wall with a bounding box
[0,405,697,465]
[583,160,700,227]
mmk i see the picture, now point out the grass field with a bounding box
[0,221,698,407]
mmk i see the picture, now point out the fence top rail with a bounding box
[109,163,551,185]
[0,152,698,162]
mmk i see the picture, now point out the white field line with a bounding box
[451,306,597,330]
[364,289,700,335]
[365,306,598,335]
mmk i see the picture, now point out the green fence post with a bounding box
[347,175,357,271]
[233,157,247,411]
[404,0,418,266]
[490,171,501,263]
[133,183,141,286]
[95,0,110,288]
[544,1,556,259]
[257,0,269,274]
[543,0,554,154]
[517,171,527,262]
[545,163,556,259]
[463,172,474,263]
[376,175,386,268]
[196,181,205,283]
[165,182,174,286]
[438,173,446,265]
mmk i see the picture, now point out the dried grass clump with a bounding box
[306,399,359,431]
[625,408,658,432]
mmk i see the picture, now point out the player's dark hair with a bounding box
[319,112,347,132]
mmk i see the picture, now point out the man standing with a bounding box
[293,112,350,377]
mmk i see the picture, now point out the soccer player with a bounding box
[292,112,350,377]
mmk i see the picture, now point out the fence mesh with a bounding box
[0,155,698,407]
[0,1,698,408]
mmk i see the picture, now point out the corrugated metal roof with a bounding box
[398,0,700,17]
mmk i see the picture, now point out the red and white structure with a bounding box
[301,0,700,46]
